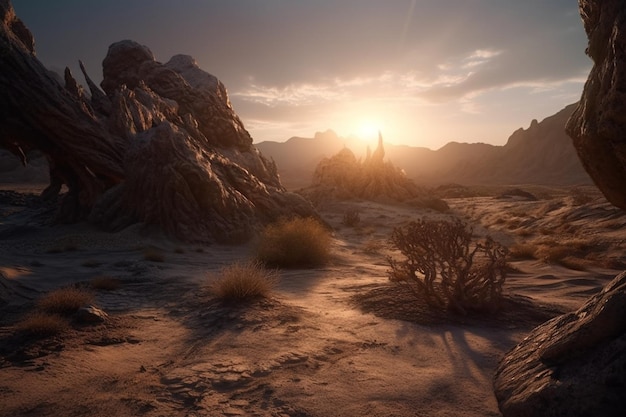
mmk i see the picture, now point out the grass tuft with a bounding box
[210,261,277,302]
[15,312,69,337]
[37,287,94,316]
[255,217,331,268]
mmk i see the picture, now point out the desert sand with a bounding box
[1,184,624,417]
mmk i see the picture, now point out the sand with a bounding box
[1,185,624,417]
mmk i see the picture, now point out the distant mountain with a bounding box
[255,103,592,189]
[254,130,363,189]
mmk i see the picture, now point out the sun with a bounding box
[357,119,384,142]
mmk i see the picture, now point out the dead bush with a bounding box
[210,261,277,302]
[387,218,508,314]
[37,287,94,316]
[255,217,331,268]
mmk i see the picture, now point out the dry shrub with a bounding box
[388,218,508,315]
[362,238,384,254]
[15,312,68,337]
[256,217,331,268]
[533,236,597,264]
[535,244,568,263]
[37,287,94,315]
[90,276,122,291]
[210,261,277,302]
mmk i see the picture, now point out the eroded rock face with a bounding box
[494,272,626,417]
[0,1,315,242]
[565,0,626,210]
[495,2,626,416]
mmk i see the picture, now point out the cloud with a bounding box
[233,81,347,107]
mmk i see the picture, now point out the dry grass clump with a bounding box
[255,217,331,268]
[90,276,122,291]
[37,287,94,316]
[362,238,385,254]
[508,243,537,260]
[209,261,277,302]
[15,312,68,337]
[509,234,607,270]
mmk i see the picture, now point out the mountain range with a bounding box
[255,103,592,190]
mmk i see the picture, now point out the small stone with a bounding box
[75,305,108,324]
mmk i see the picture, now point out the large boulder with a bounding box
[495,1,626,416]
[494,272,626,416]
[565,0,626,210]
[0,1,316,242]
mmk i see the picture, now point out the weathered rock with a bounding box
[302,133,424,203]
[565,0,626,210]
[0,1,317,242]
[76,305,108,324]
[494,272,626,417]
[496,2,626,416]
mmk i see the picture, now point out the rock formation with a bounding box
[0,0,316,242]
[495,2,626,416]
[302,133,425,203]
[565,0,626,210]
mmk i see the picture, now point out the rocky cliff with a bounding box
[494,1,626,416]
[0,0,316,242]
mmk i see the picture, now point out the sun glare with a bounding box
[357,119,384,142]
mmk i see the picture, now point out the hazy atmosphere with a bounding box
[3,1,626,416]
[12,0,590,149]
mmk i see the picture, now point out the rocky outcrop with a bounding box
[0,0,315,242]
[301,133,425,203]
[494,272,626,417]
[566,0,626,210]
[495,2,626,416]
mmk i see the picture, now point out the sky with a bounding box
[12,0,591,150]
